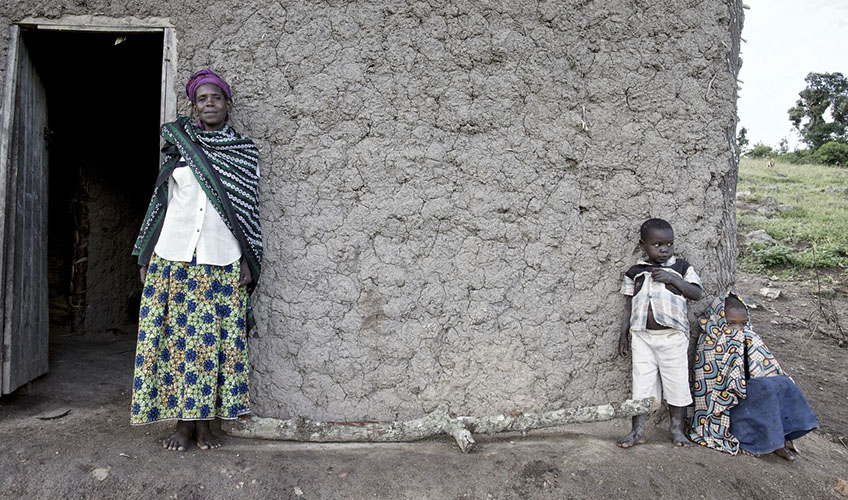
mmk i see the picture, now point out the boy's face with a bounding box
[640,227,674,265]
[725,306,748,331]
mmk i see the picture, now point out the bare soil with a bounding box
[1,271,847,500]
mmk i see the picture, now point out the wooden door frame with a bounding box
[0,16,177,393]
[13,15,178,125]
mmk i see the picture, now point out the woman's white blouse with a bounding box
[153,162,242,266]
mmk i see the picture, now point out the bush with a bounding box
[748,243,795,267]
[780,148,818,165]
[744,242,848,269]
[813,141,848,166]
[796,243,848,268]
[746,143,775,158]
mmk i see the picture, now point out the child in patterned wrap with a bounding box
[689,293,818,461]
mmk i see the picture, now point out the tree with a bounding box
[814,141,848,167]
[788,72,848,150]
[746,142,774,158]
[736,126,749,153]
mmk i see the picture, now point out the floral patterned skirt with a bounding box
[130,254,251,424]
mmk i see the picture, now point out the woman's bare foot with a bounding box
[195,420,222,450]
[774,447,796,461]
[618,414,647,448]
[163,420,194,451]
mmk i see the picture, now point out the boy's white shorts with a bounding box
[631,328,693,407]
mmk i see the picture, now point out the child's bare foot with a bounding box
[617,429,647,448]
[671,428,691,446]
[785,440,800,454]
[773,447,795,461]
[163,420,194,451]
[668,405,691,447]
[195,420,222,450]
[617,414,647,448]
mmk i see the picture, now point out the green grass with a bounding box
[737,158,848,276]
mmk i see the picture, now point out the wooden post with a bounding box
[69,163,90,332]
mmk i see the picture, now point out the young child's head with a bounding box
[639,218,674,265]
[724,295,749,331]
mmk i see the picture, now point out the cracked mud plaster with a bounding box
[0,1,743,420]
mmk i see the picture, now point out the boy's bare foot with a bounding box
[617,414,647,448]
[671,428,691,446]
[773,447,795,461]
[617,430,647,448]
[668,405,691,447]
[195,420,222,450]
[163,420,194,451]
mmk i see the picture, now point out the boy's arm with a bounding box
[618,296,632,357]
[650,269,702,300]
[676,279,702,300]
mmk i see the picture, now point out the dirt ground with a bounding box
[1,271,847,500]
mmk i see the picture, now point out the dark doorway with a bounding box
[24,30,161,335]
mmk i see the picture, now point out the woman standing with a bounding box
[130,69,262,451]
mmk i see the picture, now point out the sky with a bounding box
[737,0,848,150]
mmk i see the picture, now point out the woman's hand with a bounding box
[238,258,252,287]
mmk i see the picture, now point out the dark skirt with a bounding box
[130,254,251,424]
[729,375,818,455]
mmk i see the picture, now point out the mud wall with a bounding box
[0,1,743,421]
[84,169,147,333]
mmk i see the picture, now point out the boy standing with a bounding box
[617,218,702,447]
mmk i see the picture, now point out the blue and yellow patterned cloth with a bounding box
[130,254,251,424]
[688,292,784,454]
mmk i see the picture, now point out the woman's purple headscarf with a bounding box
[185,69,232,103]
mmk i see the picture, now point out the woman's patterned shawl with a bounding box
[688,292,784,454]
[133,116,262,325]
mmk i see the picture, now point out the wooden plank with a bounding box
[8,40,27,394]
[20,35,49,392]
[160,27,178,125]
[159,28,178,160]
[9,38,25,392]
[33,80,47,389]
[0,26,21,393]
[18,15,174,31]
[13,56,28,388]
[35,57,48,385]
[34,25,164,32]
[2,35,49,393]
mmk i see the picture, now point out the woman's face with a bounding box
[193,83,232,131]
[725,306,748,331]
